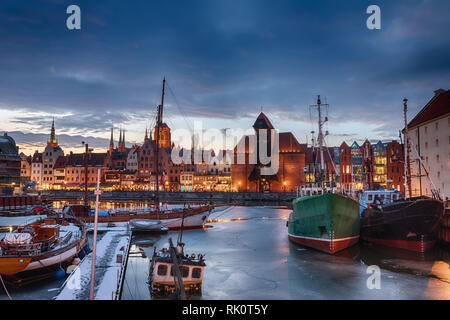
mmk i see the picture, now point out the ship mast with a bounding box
[154,78,166,214]
[403,98,412,199]
[311,95,328,188]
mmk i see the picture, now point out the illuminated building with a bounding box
[42,119,64,188]
[407,89,449,199]
[231,112,305,192]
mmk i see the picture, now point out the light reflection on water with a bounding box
[121,206,450,300]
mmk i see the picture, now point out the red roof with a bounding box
[253,112,275,130]
[408,89,450,129]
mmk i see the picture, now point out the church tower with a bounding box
[47,118,58,147]
[109,127,114,154]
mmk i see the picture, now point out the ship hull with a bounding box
[360,197,444,253]
[288,193,360,254]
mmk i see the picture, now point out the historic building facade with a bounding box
[339,142,353,191]
[231,113,305,192]
[386,140,404,192]
[407,89,449,199]
[41,119,64,188]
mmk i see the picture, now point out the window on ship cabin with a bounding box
[192,268,202,279]
[157,264,168,276]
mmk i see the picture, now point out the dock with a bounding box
[54,227,131,300]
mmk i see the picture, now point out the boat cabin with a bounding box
[359,190,402,206]
[297,185,340,197]
[151,250,205,296]
[1,219,60,256]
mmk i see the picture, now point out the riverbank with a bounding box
[41,190,296,207]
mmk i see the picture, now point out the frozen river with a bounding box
[1,206,449,300]
[121,206,450,300]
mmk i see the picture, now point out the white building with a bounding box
[407,89,449,200]
[127,146,140,172]
[30,151,43,187]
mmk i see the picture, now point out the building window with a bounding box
[424,126,427,134]
[435,122,439,130]
[436,139,439,147]
[436,155,439,162]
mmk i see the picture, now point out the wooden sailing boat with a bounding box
[63,79,213,229]
[0,212,87,286]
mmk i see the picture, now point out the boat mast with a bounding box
[311,96,327,188]
[89,168,102,300]
[403,98,412,199]
[155,78,166,214]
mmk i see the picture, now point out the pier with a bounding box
[55,227,131,300]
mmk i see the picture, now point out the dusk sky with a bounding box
[1,0,449,154]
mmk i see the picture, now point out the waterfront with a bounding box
[122,206,450,300]
[1,205,449,300]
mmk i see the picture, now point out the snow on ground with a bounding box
[55,229,131,300]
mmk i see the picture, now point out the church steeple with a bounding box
[118,128,122,150]
[47,117,58,147]
[109,127,114,154]
[122,129,126,150]
[144,127,148,142]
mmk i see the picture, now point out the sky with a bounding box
[0,0,449,155]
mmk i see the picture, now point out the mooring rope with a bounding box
[0,275,12,300]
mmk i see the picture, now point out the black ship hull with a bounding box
[360,197,444,252]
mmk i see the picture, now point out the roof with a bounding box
[32,152,42,163]
[0,133,19,155]
[407,89,450,129]
[66,153,106,167]
[53,155,67,169]
[279,132,304,153]
[234,133,305,154]
[253,112,275,130]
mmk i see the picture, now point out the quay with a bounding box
[54,227,131,300]
[42,190,297,205]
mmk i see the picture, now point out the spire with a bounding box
[47,117,58,147]
[109,127,114,153]
[144,127,148,141]
[118,128,122,150]
[122,129,126,149]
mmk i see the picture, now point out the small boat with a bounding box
[130,219,168,233]
[63,203,213,230]
[148,212,205,298]
[0,213,87,286]
[360,196,444,252]
[148,238,205,298]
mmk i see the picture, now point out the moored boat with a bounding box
[288,192,360,254]
[360,99,445,253]
[0,213,87,286]
[287,96,360,254]
[360,196,444,252]
[130,219,168,233]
